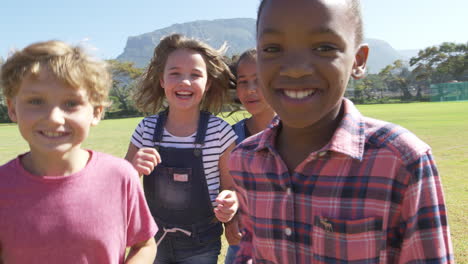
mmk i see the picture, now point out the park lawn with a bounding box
[0,101,466,263]
[357,101,468,263]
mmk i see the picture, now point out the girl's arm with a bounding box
[124,143,161,176]
[224,213,242,245]
[219,143,236,191]
[125,237,156,264]
[124,143,139,163]
[215,143,238,222]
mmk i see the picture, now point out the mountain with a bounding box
[397,49,420,60]
[365,38,405,73]
[117,18,420,73]
[117,18,256,68]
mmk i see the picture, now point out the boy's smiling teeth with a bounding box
[42,131,67,137]
[283,89,316,99]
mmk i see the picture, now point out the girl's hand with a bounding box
[224,217,242,245]
[214,190,238,222]
[131,147,162,175]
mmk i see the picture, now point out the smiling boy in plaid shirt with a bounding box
[229,0,454,263]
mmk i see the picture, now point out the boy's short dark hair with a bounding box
[256,0,364,45]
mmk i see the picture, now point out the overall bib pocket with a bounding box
[152,166,192,211]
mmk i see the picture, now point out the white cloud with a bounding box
[77,37,100,57]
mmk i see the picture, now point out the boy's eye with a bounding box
[64,100,80,108]
[262,46,281,53]
[315,45,338,52]
[169,72,180,76]
[27,98,43,105]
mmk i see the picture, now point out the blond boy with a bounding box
[0,40,158,263]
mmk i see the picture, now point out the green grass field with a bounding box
[0,101,466,263]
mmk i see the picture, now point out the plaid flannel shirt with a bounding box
[229,98,453,264]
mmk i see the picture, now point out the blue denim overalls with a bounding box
[144,110,223,263]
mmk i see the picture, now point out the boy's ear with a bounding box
[91,106,103,126]
[6,98,18,123]
[351,44,369,80]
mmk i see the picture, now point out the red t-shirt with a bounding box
[0,150,158,263]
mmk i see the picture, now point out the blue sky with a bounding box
[1,0,466,60]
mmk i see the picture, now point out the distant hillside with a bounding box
[397,49,420,60]
[117,18,256,68]
[117,18,420,73]
[365,38,405,73]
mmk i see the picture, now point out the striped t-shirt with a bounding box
[131,113,237,206]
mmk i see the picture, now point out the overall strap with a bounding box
[194,111,211,145]
[152,110,168,144]
[152,110,209,154]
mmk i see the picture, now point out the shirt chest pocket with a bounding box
[312,216,384,263]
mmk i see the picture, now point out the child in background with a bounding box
[124,34,238,264]
[229,0,454,263]
[231,49,275,145]
[0,40,158,263]
[224,48,275,264]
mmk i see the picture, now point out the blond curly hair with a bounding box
[1,40,111,108]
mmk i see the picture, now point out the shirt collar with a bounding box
[253,98,365,160]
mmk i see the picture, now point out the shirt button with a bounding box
[284,227,292,236]
[286,187,292,195]
[318,151,327,157]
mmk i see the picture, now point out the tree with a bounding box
[410,42,468,83]
[0,98,8,123]
[0,57,10,123]
[379,60,414,100]
[106,60,144,116]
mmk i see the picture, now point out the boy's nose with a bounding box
[46,106,65,124]
[279,52,314,78]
